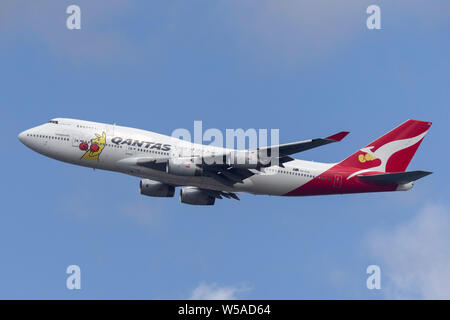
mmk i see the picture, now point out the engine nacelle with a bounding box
[140,179,175,197]
[180,187,215,205]
[166,158,202,176]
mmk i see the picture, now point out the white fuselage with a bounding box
[18,118,335,196]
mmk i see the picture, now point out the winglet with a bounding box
[325,131,350,142]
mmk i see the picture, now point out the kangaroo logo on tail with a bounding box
[358,152,377,163]
[79,132,106,160]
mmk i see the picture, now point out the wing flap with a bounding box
[202,189,240,201]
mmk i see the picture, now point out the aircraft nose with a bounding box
[18,130,28,144]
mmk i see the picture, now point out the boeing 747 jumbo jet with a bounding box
[18,119,432,205]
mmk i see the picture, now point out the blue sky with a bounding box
[1,0,449,299]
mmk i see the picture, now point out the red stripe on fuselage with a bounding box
[283,164,397,196]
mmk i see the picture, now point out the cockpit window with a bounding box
[48,120,59,124]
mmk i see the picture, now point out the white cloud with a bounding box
[189,282,250,300]
[367,204,450,299]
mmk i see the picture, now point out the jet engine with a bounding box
[140,179,175,197]
[166,158,202,176]
[179,187,215,205]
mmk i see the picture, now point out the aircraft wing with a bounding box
[255,131,349,157]
[126,156,254,187]
[202,166,255,186]
[127,130,349,187]
[136,157,171,171]
[116,156,171,172]
[200,131,349,185]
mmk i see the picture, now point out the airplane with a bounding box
[18,118,432,205]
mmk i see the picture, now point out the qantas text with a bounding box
[111,137,171,151]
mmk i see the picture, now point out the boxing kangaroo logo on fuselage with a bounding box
[79,132,106,161]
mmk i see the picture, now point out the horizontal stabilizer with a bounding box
[358,170,432,185]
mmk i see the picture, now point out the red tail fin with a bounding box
[339,119,431,173]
